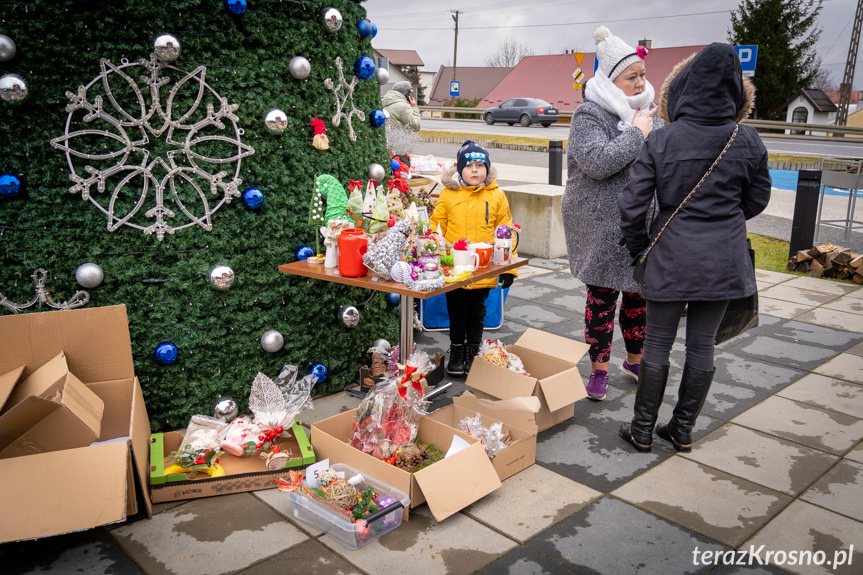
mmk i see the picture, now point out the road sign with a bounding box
[572,52,585,89]
[734,45,758,77]
[449,80,460,97]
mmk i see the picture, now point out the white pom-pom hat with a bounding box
[593,25,646,81]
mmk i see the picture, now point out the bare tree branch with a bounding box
[484,37,534,67]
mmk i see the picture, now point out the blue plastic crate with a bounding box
[419,286,509,331]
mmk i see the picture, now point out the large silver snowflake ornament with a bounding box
[324,56,365,142]
[51,54,255,240]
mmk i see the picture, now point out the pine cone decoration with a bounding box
[393,442,427,471]
[370,352,386,377]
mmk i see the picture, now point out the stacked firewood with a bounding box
[787,243,863,283]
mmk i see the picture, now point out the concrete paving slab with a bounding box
[715,315,785,352]
[530,272,585,291]
[821,293,863,315]
[758,284,842,307]
[765,319,863,349]
[735,335,839,370]
[542,317,586,344]
[778,373,863,419]
[732,396,863,455]
[756,269,794,285]
[235,539,363,575]
[536,419,674,493]
[796,308,863,333]
[846,441,863,464]
[663,378,769,421]
[681,424,838,496]
[846,286,863,299]
[527,496,726,575]
[571,383,628,420]
[463,464,601,542]
[534,291,587,314]
[613,457,791,548]
[521,258,568,271]
[0,528,145,575]
[507,281,559,301]
[846,341,863,357]
[253,487,324,537]
[759,296,812,319]
[813,353,863,384]
[712,352,806,393]
[475,545,581,575]
[111,493,310,575]
[299,391,361,428]
[504,301,577,329]
[708,565,788,575]
[801,459,863,523]
[783,276,861,296]
[317,505,516,575]
[515,264,555,280]
[742,500,863,575]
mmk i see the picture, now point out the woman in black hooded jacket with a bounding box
[617,43,772,453]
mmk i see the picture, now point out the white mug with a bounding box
[452,249,479,269]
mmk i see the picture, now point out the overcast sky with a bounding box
[363,0,861,89]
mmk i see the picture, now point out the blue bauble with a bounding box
[0,173,21,198]
[371,22,378,38]
[311,363,328,383]
[385,292,400,307]
[353,56,375,80]
[226,0,247,15]
[154,342,178,365]
[390,158,401,172]
[242,187,263,209]
[295,245,314,261]
[357,19,373,39]
[369,109,386,128]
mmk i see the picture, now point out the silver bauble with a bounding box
[368,163,386,182]
[261,330,285,353]
[323,7,343,31]
[372,339,391,352]
[213,396,239,422]
[207,264,235,289]
[289,56,311,80]
[0,74,28,104]
[153,34,181,62]
[338,305,360,328]
[0,35,16,62]
[75,263,104,289]
[264,108,288,133]
[375,67,389,86]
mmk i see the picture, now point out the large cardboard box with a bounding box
[311,410,501,522]
[149,421,316,503]
[0,351,105,459]
[0,305,152,544]
[428,392,539,481]
[466,329,590,431]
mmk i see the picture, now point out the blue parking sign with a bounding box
[449,80,460,97]
[734,45,758,77]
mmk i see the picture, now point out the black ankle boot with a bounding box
[619,361,670,453]
[447,344,465,376]
[464,344,480,374]
[656,364,715,452]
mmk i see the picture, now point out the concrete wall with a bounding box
[502,184,567,259]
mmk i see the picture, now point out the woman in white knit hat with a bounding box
[562,25,661,401]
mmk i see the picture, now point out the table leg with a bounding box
[399,295,414,363]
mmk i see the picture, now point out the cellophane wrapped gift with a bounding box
[459,412,509,458]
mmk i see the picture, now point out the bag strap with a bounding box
[638,124,738,264]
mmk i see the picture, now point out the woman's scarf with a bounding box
[584,68,655,126]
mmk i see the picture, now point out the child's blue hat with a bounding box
[457,140,491,177]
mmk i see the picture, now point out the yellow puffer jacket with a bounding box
[429,165,518,290]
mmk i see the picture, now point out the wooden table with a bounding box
[278,257,528,362]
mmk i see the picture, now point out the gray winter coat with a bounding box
[382,90,421,131]
[619,43,772,302]
[562,100,662,293]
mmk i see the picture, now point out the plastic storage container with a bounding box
[288,463,410,550]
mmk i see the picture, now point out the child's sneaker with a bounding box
[620,360,640,381]
[586,370,608,401]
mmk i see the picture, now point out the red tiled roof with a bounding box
[823,89,862,106]
[428,66,512,105]
[479,45,708,112]
[375,49,424,67]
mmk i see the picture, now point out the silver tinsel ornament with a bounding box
[153,34,180,62]
[323,8,343,31]
[212,396,239,422]
[372,339,391,353]
[338,305,360,327]
[264,108,288,133]
[375,67,389,86]
[207,264,235,289]
[261,330,285,353]
[75,263,104,289]
[0,73,28,104]
[363,219,411,280]
[0,35,16,62]
[289,56,311,80]
[368,163,385,182]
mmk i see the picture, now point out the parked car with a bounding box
[483,98,559,127]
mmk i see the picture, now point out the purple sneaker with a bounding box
[621,360,640,381]
[586,370,608,401]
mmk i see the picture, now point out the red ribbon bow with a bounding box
[274,469,304,492]
[397,365,425,399]
[348,179,364,192]
[387,178,409,194]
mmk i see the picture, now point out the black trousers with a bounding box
[445,287,490,346]
[643,300,729,371]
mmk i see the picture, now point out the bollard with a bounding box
[788,170,822,259]
[548,140,563,186]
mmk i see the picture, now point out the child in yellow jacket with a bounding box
[429,141,517,376]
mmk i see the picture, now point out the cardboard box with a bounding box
[0,351,105,459]
[149,421,316,503]
[428,392,539,481]
[311,410,501,522]
[466,329,590,432]
[0,305,152,544]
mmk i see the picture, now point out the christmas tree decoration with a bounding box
[50,51,255,241]
[389,260,411,283]
[212,396,239,422]
[264,108,288,133]
[0,35,16,62]
[371,22,378,38]
[154,341,179,365]
[369,109,386,128]
[368,163,385,183]
[346,180,365,222]
[289,56,311,80]
[385,124,420,157]
[207,264,235,289]
[153,34,180,62]
[375,67,389,86]
[353,56,375,80]
[75,262,104,289]
[0,268,90,314]
[339,305,360,327]
[243,187,264,209]
[383,185,404,220]
[226,0,247,15]
[317,174,349,223]
[323,7,343,31]
[324,57,365,142]
[0,173,22,198]
[320,219,352,267]
[363,219,411,279]
[385,292,400,307]
[356,19,373,39]
[311,363,328,383]
[310,117,329,150]
[361,179,377,214]
[295,245,315,261]
[261,330,284,353]
[0,73,28,104]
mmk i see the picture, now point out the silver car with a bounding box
[483,98,559,127]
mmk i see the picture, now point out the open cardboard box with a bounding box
[428,392,539,481]
[0,305,152,544]
[149,421,315,503]
[311,410,501,522]
[467,328,590,432]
